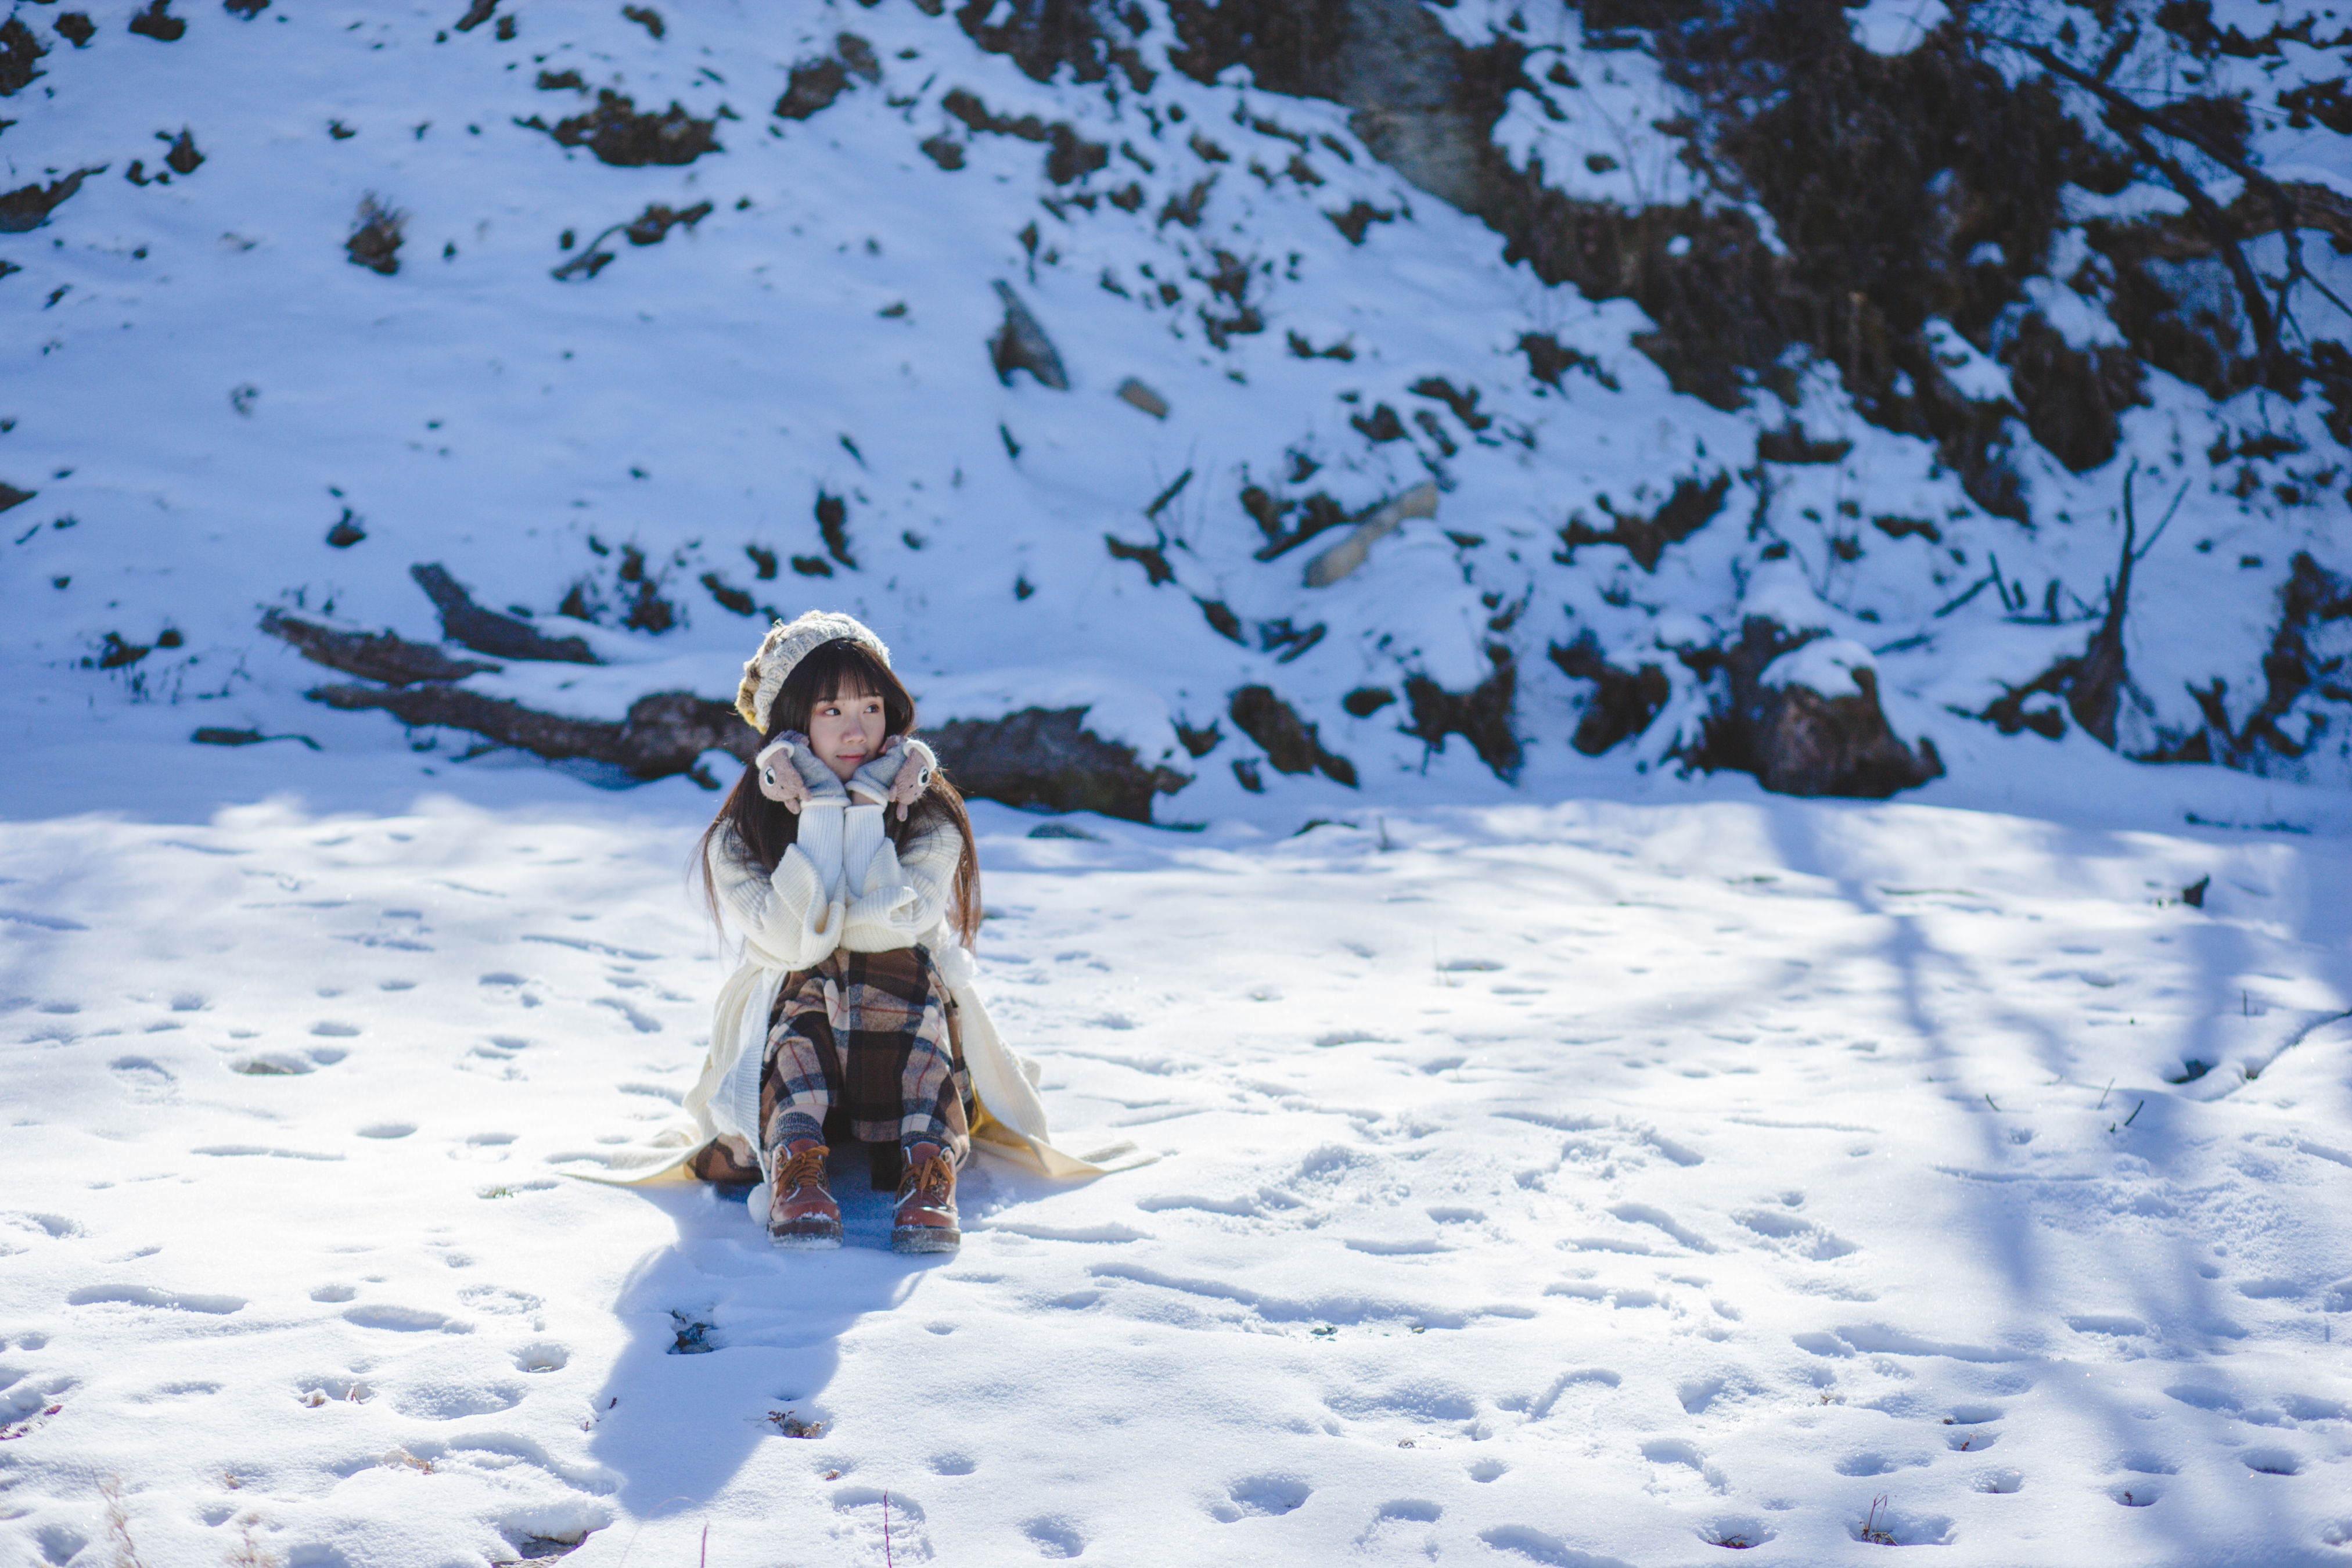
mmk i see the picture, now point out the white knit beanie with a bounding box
[734,610,893,733]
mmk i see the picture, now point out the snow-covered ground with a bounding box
[6,782,2351,1567]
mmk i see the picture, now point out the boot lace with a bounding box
[898,1153,955,1209]
[775,1144,830,1196]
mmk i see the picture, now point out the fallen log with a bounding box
[310,684,751,780]
[260,609,501,686]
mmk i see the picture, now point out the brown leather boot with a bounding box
[768,1140,842,1250]
[891,1143,960,1254]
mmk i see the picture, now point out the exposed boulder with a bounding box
[409,563,597,663]
[1693,620,1941,798]
[1,170,103,233]
[775,33,879,120]
[1549,635,1670,755]
[346,196,404,275]
[1227,685,1357,786]
[534,91,719,167]
[1404,647,1523,780]
[923,707,1189,822]
[127,2,186,43]
[990,280,1069,389]
[1556,472,1731,574]
[0,18,46,93]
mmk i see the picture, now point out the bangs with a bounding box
[795,639,887,699]
[770,635,915,738]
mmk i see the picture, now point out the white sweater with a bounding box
[623,802,1121,1182]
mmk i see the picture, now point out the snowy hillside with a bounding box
[3,0,2350,820]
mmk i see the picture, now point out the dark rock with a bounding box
[95,633,151,669]
[547,90,718,166]
[453,0,498,32]
[409,563,598,663]
[0,169,102,233]
[1404,647,1522,780]
[1350,403,1406,442]
[1999,311,2146,473]
[1549,635,1670,755]
[55,14,97,49]
[0,483,34,513]
[919,134,965,170]
[1159,177,1213,228]
[223,1,270,17]
[2181,875,2209,908]
[346,196,404,274]
[312,685,750,782]
[1692,619,1941,798]
[1115,377,1169,419]
[1196,598,1245,643]
[624,200,709,244]
[161,128,203,175]
[128,2,185,42]
[812,492,855,567]
[1104,532,1172,585]
[325,509,366,548]
[1228,685,1356,786]
[923,707,1190,822]
[1326,200,1393,244]
[990,280,1068,389]
[944,86,1049,142]
[1045,123,1108,184]
[1342,686,1395,717]
[1408,376,1491,430]
[1174,719,1221,757]
[953,0,1153,91]
[1,20,46,93]
[699,573,756,616]
[1518,332,1615,391]
[621,4,663,39]
[261,608,501,686]
[775,56,849,120]
[1245,489,1351,561]
[1556,472,1731,574]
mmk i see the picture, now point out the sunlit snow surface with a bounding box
[5,786,2352,1566]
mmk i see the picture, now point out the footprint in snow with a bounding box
[1022,1518,1085,1558]
[1211,1476,1311,1522]
[108,1056,176,1095]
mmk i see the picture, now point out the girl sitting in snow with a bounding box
[678,611,1097,1254]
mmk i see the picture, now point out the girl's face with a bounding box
[805,681,887,782]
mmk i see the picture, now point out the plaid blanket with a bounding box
[760,945,972,1164]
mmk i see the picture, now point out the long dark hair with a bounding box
[699,638,982,948]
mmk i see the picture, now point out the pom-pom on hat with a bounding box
[735,610,893,734]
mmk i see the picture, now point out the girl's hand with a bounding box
[848,736,936,820]
[756,734,844,813]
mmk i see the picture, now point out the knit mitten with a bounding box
[847,736,937,817]
[756,733,847,810]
